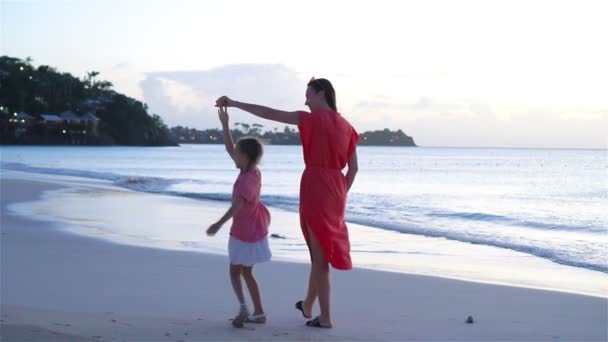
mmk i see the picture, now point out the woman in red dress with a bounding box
[216,78,359,328]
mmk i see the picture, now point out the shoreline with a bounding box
[4,170,607,298]
[1,172,607,340]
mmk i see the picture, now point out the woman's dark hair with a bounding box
[308,78,337,111]
[236,137,264,170]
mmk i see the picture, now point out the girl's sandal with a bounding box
[244,313,267,324]
[231,304,249,328]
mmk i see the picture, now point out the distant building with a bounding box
[37,114,62,139]
[40,114,63,124]
[81,112,98,122]
[60,110,81,124]
[11,112,34,137]
[81,112,99,136]
[11,112,34,124]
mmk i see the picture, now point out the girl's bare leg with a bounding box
[242,266,265,315]
[230,264,246,306]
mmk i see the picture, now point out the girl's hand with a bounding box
[218,106,229,125]
[216,96,236,108]
[206,222,221,236]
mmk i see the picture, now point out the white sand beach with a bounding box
[1,171,607,341]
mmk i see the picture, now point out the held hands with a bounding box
[215,96,236,108]
[206,222,222,236]
[218,106,229,125]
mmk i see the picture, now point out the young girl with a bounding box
[206,106,272,328]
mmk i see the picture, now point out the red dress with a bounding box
[297,109,359,270]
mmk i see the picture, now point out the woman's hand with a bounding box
[216,96,236,108]
[218,106,229,125]
[206,222,222,236]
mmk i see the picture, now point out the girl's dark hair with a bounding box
[236,137,264,170]
[307,78,337,111]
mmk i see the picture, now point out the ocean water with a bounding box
[1,145,607,274]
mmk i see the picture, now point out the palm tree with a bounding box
[251,123,263,136]
[234,122,250,134]
[96,80,113,94]
[87,71,99,82]
[85,71,99,90]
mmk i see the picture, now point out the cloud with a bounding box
[138,65,607,148]
[346,96,607,148]
[560,110,607,122]
[140,64,307,129]
[352,96,494,122]
[112,61,131,70]
[154,77,208,112]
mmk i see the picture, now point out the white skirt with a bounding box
[228,235,272,266]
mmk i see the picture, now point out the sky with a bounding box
[2,0,607,148]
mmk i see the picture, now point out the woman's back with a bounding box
[298,109,358,170]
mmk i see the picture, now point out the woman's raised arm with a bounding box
[217,96,300,125]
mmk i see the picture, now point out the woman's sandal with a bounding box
[295,300,312,319]
[305,316,332,329]
[244,313,267,324]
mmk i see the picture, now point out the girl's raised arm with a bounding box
[218,107,236,162]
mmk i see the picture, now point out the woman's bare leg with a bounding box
[305,224,332,327]
[302,266,317,317]
[303,223,318,317]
